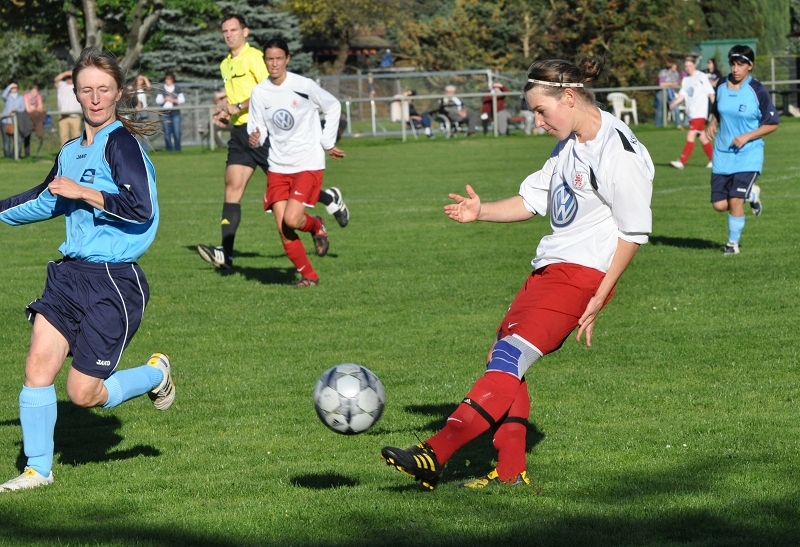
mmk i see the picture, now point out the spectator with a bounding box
[54,69,83,144]
[2,82,26,158]
[518,95,544,136]
[706,58,723,88]
[23,84,45,158]
[133,74,151,121]
[155,72,185,152]
[402,90,434,138]
[440,84,477,136]
[481,81,511,135]
[654,60,681,128]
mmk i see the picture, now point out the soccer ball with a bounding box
[313,363,386,435]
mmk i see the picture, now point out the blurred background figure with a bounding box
[2,82,26,158]
[53,69,83,144]
[156,72,185,152]
[481,81,510,136]
[23,84,45,158]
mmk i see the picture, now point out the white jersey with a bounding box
[248,72,341,173]
[519,110,653,273]
[678,71,715,119]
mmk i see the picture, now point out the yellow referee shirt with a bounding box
[219,42,269,126]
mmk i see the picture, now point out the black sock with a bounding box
[220,202,241,259]
[318,188,332,206]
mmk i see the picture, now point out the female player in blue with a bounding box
[382,57,653,490]
[0,47,174,492]
[706,45,779,255]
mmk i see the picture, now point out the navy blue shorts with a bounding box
[711,172,759,203]
[26,259,150,379]
[226,124,270,172]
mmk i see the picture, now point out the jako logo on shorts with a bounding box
[272,109,294,130]
[551,181,577,227]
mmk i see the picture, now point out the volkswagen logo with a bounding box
[273,109,294,131]
[551,182,577,227]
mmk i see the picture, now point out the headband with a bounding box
[527,79,584,88]
[728,52,753,64]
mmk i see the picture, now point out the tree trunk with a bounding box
[522,11,532,59]
[119,0,163,74]
[325,28,351,98]
[82,0,102,49]
[66,0,82,62]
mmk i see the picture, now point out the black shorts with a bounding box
[226,124,270,172]
[711,172,758,202]
[26,259,150,379]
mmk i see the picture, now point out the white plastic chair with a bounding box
[607,92,638,125]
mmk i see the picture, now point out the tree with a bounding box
[0,32,67,87]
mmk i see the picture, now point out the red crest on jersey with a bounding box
[291,100,299,109]
[573,173,587,189]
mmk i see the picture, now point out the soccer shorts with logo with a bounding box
[264,170,323,211]
[26,258,149,379]
[495,263,613,357]
[711,172,758,202]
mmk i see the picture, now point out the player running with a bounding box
[0,47,174,492]
[247,38,345,288]
[668,55,716,170]
[381,57,653,490]
[706,45,778,255]
[197,15,348,271]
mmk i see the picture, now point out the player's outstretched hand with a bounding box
[444,184,481,223]
[248,127,261,148]
[327,146,346,159]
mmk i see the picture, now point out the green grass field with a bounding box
[0,121,799,547]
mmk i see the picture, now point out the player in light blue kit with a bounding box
[0,47,175,492]
[707,45,779,255]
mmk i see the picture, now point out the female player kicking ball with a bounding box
[247,37,345,288]
[0,47,174,492]
[382,57,654,490]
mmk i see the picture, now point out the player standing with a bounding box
[381,57,653,490]
[668,55,716,169]
[247,38,345,288]
[0,47,174,492]
[706,45,778,255]
[197,15,348,270]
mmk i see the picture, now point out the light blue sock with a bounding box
[19,385,57,477]
[728,213,745,244]
[103,365,163,408]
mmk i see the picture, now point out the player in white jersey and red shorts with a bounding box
[669,55,716,169]
[247,38,345,288]
[381,57,654,490]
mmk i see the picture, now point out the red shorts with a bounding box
[495,263,614,356]
[264,170,323,211]
[688,118,707,132]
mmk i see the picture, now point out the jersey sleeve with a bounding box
[250,50,269,84]
[752,81,780,126]
[308,81,341,150]
[246,83,269,146]
[600,150,653,244]
[0,157,64,225]
[519,151,558,216]
[99,129,155,224]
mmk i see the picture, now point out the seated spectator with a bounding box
[403,90,434,138]
[2,82,26,158]
[481,81,511,135]
[440,84,477,136]
[518,95,544,136]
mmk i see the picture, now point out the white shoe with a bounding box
[0,467,54,492]
[197,244,231,269]
[706,161,713,169]
[324,187,350,228]
[750,184,762,216]
[148,353,175,411]
[670,160,684,170]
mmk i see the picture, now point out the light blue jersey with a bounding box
[711,75,779,175]
[0,121,158,262]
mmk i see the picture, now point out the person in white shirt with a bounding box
[248,38,345,288]
[155,72,185,152]
[381,56,653,491]
[668,56,716,169]
[53,69,83,144]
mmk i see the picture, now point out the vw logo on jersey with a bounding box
[272,109,294,131]
[551,181,578,228]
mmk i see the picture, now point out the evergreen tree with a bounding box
[142,0,311,80]
[762,0,790,54]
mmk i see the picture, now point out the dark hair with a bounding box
[263,37,290,57]
[685,55,699,65]
[523,57,603,104]
[728,45,755,65]
[222,13,247,28]
[72,46,157,137]
[164,71,176,81]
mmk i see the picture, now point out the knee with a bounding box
[66,383,105,408]
[712,201,728,212]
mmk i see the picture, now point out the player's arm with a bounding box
[310,82,344,157]
[246,87,268,147]
[0,160,64,225]
[92,131,154,224]
[445,185,533,223]
[732,85,780,148]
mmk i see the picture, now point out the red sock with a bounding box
[282,239,317,280]
[493,380,530,481]
[426,371,520,464]
[299,214,321,234]
[679,142,695,165]
[702,142,713,160]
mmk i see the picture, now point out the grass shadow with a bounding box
[9,402,159,472]
[649,235,719,250]
[290,472,359,489]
